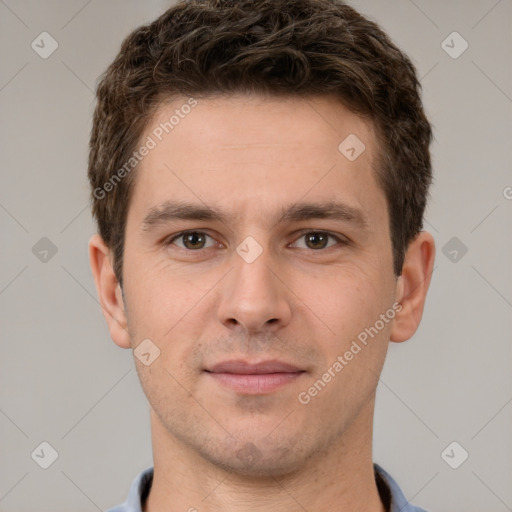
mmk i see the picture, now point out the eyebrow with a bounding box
[140,200,369,232]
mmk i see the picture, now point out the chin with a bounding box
[202,438,312,478]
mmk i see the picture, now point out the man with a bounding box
[88,0,435,510]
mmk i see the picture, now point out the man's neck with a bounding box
[144,402,386,512]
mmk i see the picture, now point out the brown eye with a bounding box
[290,231,343,250]
[305,232,329,249]
[169,231,215,250]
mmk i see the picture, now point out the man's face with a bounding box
[120,94,400,475]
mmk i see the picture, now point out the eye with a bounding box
[166,230,345,252]
[168,231,217,250]
[290,231,345,250]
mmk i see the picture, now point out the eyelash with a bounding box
[166,230,347,252]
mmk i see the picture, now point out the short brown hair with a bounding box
[88,0,433,286]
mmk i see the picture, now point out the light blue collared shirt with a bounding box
[106,463,429,511]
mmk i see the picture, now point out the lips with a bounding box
[206,360,303,374]
[205,360,305,394]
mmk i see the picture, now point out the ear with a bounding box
[390,231,435,343]
[88,234,131,349]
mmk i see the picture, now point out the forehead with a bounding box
[127,94,386,229]
[147,93,376,159]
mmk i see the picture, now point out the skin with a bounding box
[89,94,435,512]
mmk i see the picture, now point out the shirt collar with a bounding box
[374,463,429,512]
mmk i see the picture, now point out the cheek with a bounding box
[302,265,386,341]
[124,267,223,388]
[298,269,392,412]
[124,255,212,336]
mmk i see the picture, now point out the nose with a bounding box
[216,247,292,334]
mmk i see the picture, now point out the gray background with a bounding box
[0,0,511,511]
